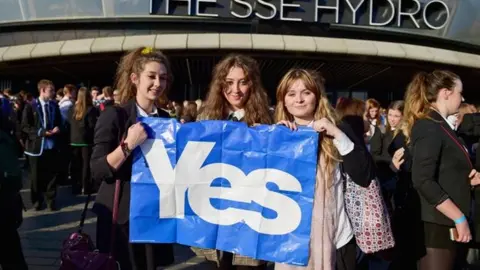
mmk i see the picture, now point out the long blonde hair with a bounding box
[73,87,92,121]
[275,69,340,188]
[401,70,459,143]
[199,54,272,125]
[115,47,172,105]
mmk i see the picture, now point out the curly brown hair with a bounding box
[198,54,272,125]
[115,47,172,105]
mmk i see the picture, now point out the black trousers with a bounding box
[71,146,92,194]
[28,149,58,204]
[336,238,357,270]
[57,143,71,186]
[0,193,27,270]
[96,214,174,270]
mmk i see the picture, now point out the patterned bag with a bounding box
[343,173,395,254]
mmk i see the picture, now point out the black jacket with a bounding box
[21,99,63,156]
[67,106,98,145]
[411,111,473,226]
[90,100,169,224]
[339,116,376,187]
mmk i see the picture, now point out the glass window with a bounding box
[19,0,103,19]
[0,0,24,22]
[113,0,150,15]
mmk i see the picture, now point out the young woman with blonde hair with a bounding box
[90,47,174,269]
[193,53,272,269]
[274,69,374,270]
[404,70,480,270]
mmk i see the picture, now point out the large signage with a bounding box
[151,0,451,30]
[129,118,319,265]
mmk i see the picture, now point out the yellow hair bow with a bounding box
[141,47,153,55]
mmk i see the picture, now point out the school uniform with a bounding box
[67,106,98,194]
[90,99,174,270]
[21,98,63,209]
[411,110,473,268]
[388,132,424,270]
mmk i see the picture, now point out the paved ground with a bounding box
[16,183,212,270]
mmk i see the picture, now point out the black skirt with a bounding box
[422,222,456,250]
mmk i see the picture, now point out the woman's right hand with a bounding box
[277,120,297,131]
[455,218,472,243]
[125,123,147,150]
[392,148,405,170]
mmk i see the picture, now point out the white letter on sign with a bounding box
[141,139,303,235]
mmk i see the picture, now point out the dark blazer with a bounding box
[21,98,62,156]
[90,100,169,224]
[67,106,98,145]
[369,125,383,159]
[411,110,473,226]
[339,117,376,187]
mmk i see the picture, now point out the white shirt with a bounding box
[136,104,159,118]
[227,109,245,121]
[307,122,355,248]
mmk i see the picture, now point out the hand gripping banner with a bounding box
[130,118,319,266]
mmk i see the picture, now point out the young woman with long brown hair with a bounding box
[67,87,98,194]
[274,69,374,270]
[193,53,272,269]
[198,54,272,125]
[90,47,174,270]
[404,70,480,270]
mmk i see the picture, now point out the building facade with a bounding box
[1,0,480,103]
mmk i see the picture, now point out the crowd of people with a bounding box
[1,46,480,270]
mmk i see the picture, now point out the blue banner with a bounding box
[130,118,319,266]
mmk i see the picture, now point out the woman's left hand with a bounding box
[313,118,341,138]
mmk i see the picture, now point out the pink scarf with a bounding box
[275,156,336,270]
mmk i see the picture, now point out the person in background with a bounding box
[98,86,115,111]
[113,89,121,105]
[59,84,77,121]
[12,95,26,155]
[2,88,13,100]
[173,103,182,120]
[180,101,197,123]
[58,84,77,185]
[0,95,28,270]
[405,70,479,270]
[56,89,64,102]
[91,86,100,107]
[68,87,98,194]
[365,98,385,142]
[22,79,63,211]
[90,47,174,269]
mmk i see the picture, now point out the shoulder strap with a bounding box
[77,193,91,233]
[109,179,121,256]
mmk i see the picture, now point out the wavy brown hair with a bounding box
[115,47,172,105]
[401,70,459,143]
[364,98,381,125]
[336,98,365,119]
[73,87,92,121]
[199,54,272,125]
[275,69,340,188]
